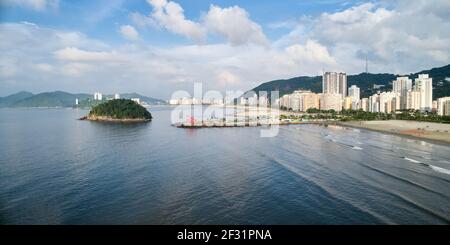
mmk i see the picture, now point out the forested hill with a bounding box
[247,64,450,100]
[0,91,166,108]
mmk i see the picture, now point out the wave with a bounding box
[404,157,421,163]
[352,146,363,150]
[430,165,450,175]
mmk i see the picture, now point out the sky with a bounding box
[0,0,449,99]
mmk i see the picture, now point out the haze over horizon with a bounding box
[1,0,450,99]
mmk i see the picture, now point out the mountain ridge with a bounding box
[0,91,166,108]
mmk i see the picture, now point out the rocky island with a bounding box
[81,99,152,122]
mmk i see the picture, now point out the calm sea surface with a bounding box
[0,107,449,224]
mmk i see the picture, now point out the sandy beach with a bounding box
[339,120,450,145]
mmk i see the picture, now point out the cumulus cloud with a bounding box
[294,1,450,73]
[140,0,268,46]
[203,5,269,46]
[146,0,207,42]
[2,1,450,98]
[1,0,58,11]
[119,25,139,40]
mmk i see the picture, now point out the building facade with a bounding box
[414,74,433,112]
[320,93,342,112]
[392,77,412,110]
[322,72,347,97]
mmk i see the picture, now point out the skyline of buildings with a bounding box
[276,72,450,116]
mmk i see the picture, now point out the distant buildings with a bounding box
[114,93,120,99]
[322,72,347,97]
[392,76,412,110]
[343,96,353,110]
[361,98,369,112]
[94,92,103,101]
[407,90,421,111]
[437,97,450,116]
[379,91,400,113]
[414,74,433,112]
[131,98,140,104]
[75,98,79,105]
[319,93,343,112]
[348,85,360,110]
[369,94,379,113]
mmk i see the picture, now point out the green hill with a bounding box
[0,91,34,107]
[88,99,152,120]
[12,91,91,108]
[246,64,450,100]
[2,91,166,108]
[120,93,166,105]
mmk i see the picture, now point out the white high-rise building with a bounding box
[75,98,79,105]
[319,93,342,112]
[348,85,360,110]
[437,97,450,116]
[94,92,103,101]
[369,94,380,112]
[393,77,412,110]
[379,92,400,113]
[407,91,421,110]
[414,74,433,112]
[114,93,120,99]
[361,98,369,112]
[348,85,360,101]
[322,72,347,97]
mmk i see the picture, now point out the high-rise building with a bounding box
[379,92,399,113]
[369,94,379,112]
[75,98,79,105]
[361,98,369,112]
[414,74,433,112]
[432,100,438,113]
[303,92,320,111]
[437,97,450,116]
[392,77,412,109]
[114,93,120,99]
[407,91,421,110]
[348,85,360,101]
[343,96,353,110]
[322,72,347,97]
[444,101,450,116]
[94,92,103,101]
[319,93,342,111]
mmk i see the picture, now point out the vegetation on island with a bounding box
[88,99,152,120]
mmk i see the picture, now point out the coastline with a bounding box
[80,115,151,123]
[337,120,450,146]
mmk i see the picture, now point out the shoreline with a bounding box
[80,115,151,123]
[337,120,450,146]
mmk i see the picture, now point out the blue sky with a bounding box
[0,0,362,46]
[0,0,449,99]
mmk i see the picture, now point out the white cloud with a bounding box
[1,0,58,11]
[297,1,450,73]
[216,70,241,86]
[147,0,206,42]
[203,5,268,46]
[2,1,450,98]
[119,25,140,41]
[140,0,268,46]
[54,47,122,62]
[284,40,336,67]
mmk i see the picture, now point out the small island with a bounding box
[81,99,152,122]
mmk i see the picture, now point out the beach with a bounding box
[339,120,450,144]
